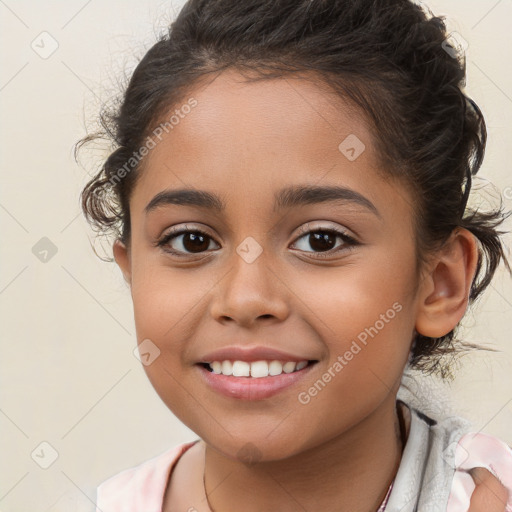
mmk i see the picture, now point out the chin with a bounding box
[198,426,314,464]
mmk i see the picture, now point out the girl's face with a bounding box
[115,69,423,461]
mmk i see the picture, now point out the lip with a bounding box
[196,361,317,400]
[197,345,314,364]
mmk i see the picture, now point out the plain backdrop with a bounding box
[0,1,511,510]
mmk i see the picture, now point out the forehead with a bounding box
[150,69,374,168]
[132,69,409,221]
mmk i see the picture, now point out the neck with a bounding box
[203,394,409,512]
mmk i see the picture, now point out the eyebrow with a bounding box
[144,185,381,218]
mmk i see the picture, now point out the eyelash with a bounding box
[155,224,359,258]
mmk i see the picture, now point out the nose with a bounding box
[209,241,290,328]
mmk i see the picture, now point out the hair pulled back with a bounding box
[77,0,511,377]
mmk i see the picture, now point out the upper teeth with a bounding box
[208,360,309,378]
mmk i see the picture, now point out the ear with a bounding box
[113,239,132,286]
[415,228,479,339]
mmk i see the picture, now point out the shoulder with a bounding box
[394,377,512,511]
[406,404,512,511]
[95,440,200,512]
[387,395,511,512]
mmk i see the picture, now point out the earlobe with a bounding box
[113,239,132,286]
[415,228,479,339]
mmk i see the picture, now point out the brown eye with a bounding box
[177,232,211,253]
[305,232,337,252]
[157,228,219,256]
[291,227,358,256]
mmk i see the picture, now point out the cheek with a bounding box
[287,250,417,393]
[130,263,208,343]
[129,266,203,405]
[290,250,416,343]
[289,284,415,452]
[129,267,203,418]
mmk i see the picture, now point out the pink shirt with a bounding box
[96,441,198,512]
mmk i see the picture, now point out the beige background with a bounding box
[0,1,511,510]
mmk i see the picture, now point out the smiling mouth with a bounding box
[198,360,318,378]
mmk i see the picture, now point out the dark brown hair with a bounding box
[76,0,511,378]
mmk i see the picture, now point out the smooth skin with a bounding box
[113,69,508,511]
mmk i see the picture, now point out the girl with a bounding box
[77,0,512,510]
